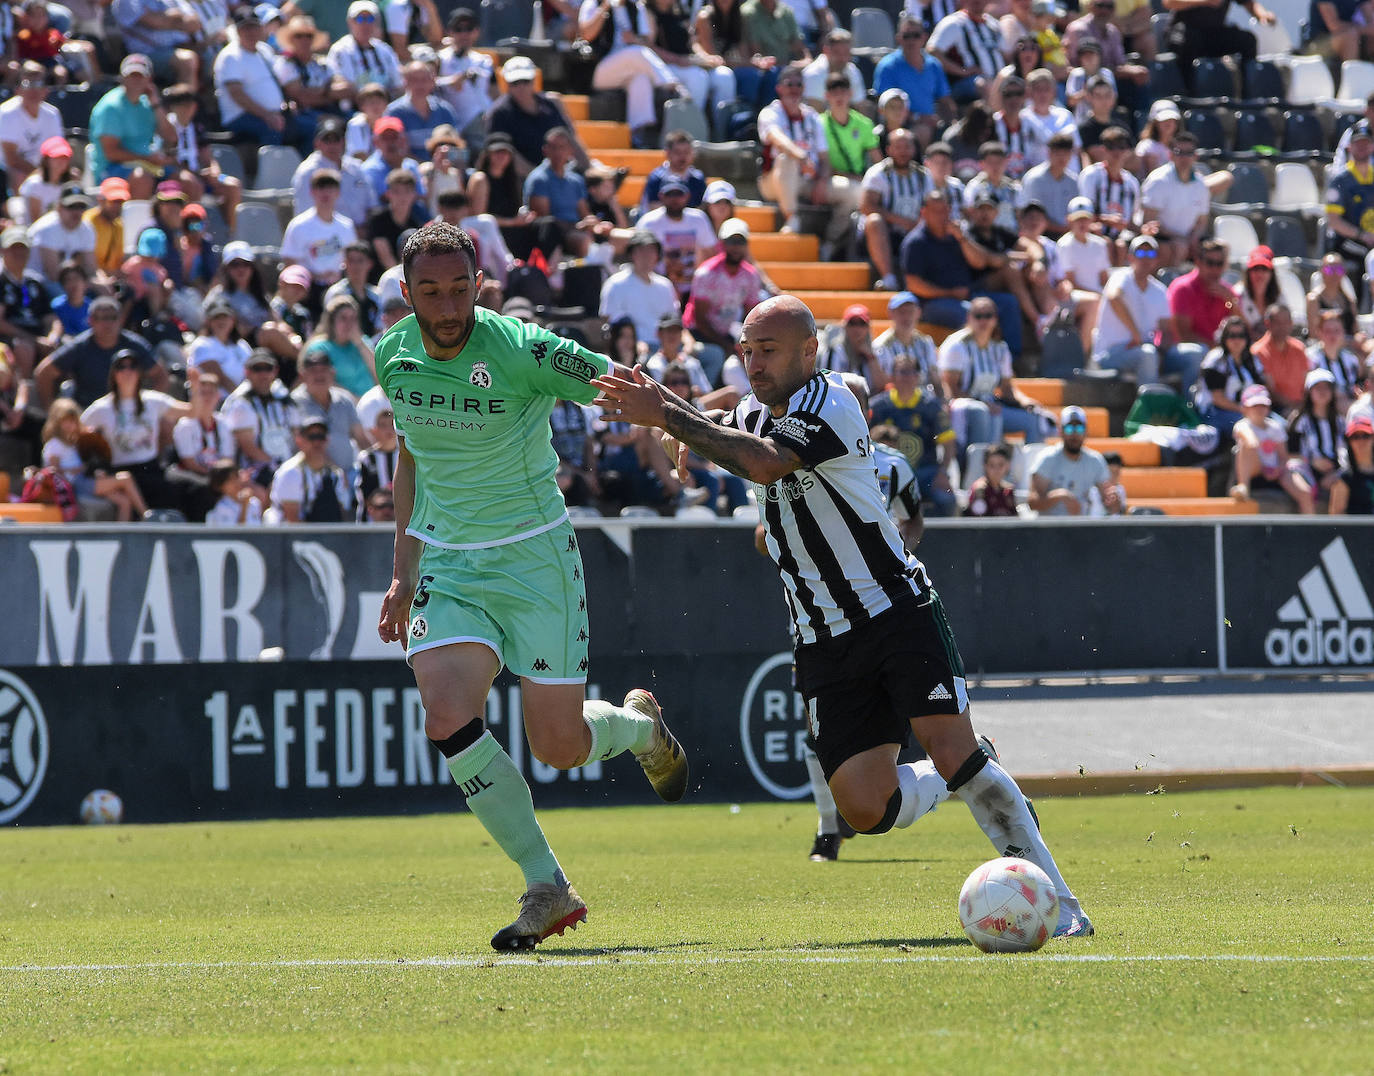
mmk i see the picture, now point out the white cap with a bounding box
[1305,367,1336,390]
[222,240,254,263]
[878,87,909,109]
[1129,233,1159,253]
[719,218,750,241]
[703,180,736,204]
[502,56,537,83]
[1149,99,1182,123]
[1067,196,1094,219]
[347,0,380,17]
[356,384,393,430]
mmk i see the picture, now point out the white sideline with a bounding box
[4,952,1373,973]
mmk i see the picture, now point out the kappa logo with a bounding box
[396,360,420,373]
[927,683,953,702]
[1264,537,1373,667]
[576,627,588,642]
[470,361,492,389]
[551,347,597,384]
[0,670,50,825]
[530,341,547,367]
[410,616,429,640]
[532,658,551,672]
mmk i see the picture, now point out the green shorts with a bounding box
[405,520,590,683]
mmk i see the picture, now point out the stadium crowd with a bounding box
[2,0,1374,524]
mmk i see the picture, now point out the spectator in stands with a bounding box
[1287,368,1346,501]
[523,126,595,260]
[327,1,403,96]
[1196,314,1268,438]
[1063,0,1149,89]
[1077,126,1138,261]
[344,83,388,160]
[578,0,681,150]
[204,461,266,525]
[600,230,680,345]
[874,291,940,392]
[964,441,1018,516]
[647,313,714,394]
[642,130,708,212]
[368,169,432,278]
[1076,76,1134,164]
[41,397,147,521]
[868,354,957,515]
[303,296,375,399]
[962,189,1035,327]
[269,263,315,343]
[51,262,91,341]
[0,227,56,378]
[929,0,1003,103]
[1020,70,1078,174]
[0,64,62,197]
[757,62,831,235]
[1252,303,1309,413]
[1352,357,1374,422]
[1332,93,1374,174]
[1064,39,1111,123]
[158,84,239,236]
[904,190,1024,359]
[993,34,1045,112]
[269,415,352,522]
[435,9,494,146]
[964,140,1020,231]
[89,55,179,201]
[945,102,994,181]
[362,116,426,200]
[1014,199,1079,341]
[938,295,1049,448]
[1141,130,1217,268]
[225,348,296,481]
[275,16,351,121]
[289,347,366,471]
[85,178,130,280]
[29,184,95,284]
[1163,0,1271,78]
[1308,0,1374,62]
[19,135,76,226]
[1170,237,1240,376]
[815,303,877,379]
[1329,413,1374,514]
[924,141,966,217]
[1306,252,1362,346]
[683,217,758,372]
[742,0,808,66]
[35,295,161,408]
[638,176,718,299]
[1091,234,1174,385]
[293,117,378,229]
[1056,196,1110,351]
[420,123,469,207]
[187,298,251,391]
[82,350,192,511]
[991,75,1033,180]
[1018,131,1078,238]
[467,134,538,261]
[324,242,381,335]
[282,170,358,307]
[208,243,302,367]
[1326,120,1374,276]
[485,57,589,177]
[815,73,877,261]
[803,26,861,105]
[860,128,926,291]
[386,59,460,158]
[215,7,305,149]
[177,203,221,294]
[1029,404,1120,515]
[353,389,396,519]
[1307,308,1365,412]
[1026,1,1068,82]
[1230,383,1315,511]
[134,182,190,291]
[1231,245,1279,338]
[646,0,736,117]
[173,370,238,479]
[998,0,1034,55]
[873,15,955,148]
[112,0,202,89]
[872,87,913,158]
[1134,100,1181,178]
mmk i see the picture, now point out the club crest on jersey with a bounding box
[410,616,428,640]
[551,347,597,383]
[470,361,492,388]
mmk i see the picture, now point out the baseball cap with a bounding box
[657,313,684,330]
[40,135,72,159]
[373,115,405,136]
[254,3,281,22]
[719,218,750,242]
[58,184,91,209]
[347,0,380,17]
[1247,245,1274,269]
[972,191,999,209]
[843,304,870,325]
[1347,413,1374,436]
[1352,119,1374,141]
[1149,99,1182,123]
[136,229,168,258]
[978,140,1008,158]
[502,56,536,84]
[155,180,187,201]
[111,348,143,369]
[1,226,32,249]
[204,299,236,320]
[300,345,333,367]
[1018,199,1048,216]
[878,87,909,109]
[1077,37,1102,53]
[278,264,312,289]
[316,116,345,140]
[1067,196,1094,220]
[659,177,689,196]
[626,229,661,251]
[296,413,329,430]
[1030,0,1064,15]
[703,180,736,204]
[99,176,132,202]
[887,291,919,311]
[233,6,263,25]
[245,348,278,369]
[1241,384,1272,407]
[181,202,207,220]
[120,54,152,77]
[355,386,392,431]
[1130,234,1159,254]
[1305,367,1336,390]
[222,240,254,264]
[1060,405,1088,427]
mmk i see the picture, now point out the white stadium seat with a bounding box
[121,199,153,253]
[1271,163,1323,216]
[1336,60,1374,111]
[1284,55,1336,107]
[1214,215,1261,265]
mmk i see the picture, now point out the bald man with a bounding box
[594,296,1093,938]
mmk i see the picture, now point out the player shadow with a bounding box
[823,937,972,951]
[535,940,712,958]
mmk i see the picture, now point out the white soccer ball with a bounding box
[80,789,124,825]
[958,856,1059,953]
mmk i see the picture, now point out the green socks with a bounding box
[447,731,562,887]
[582,699,655,764]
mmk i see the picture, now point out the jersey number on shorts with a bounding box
[412,574,435,609]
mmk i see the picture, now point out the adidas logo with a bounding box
[927,683,952,701]
[1265,538,1373,667]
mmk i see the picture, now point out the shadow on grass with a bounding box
[531,940,713,958]
[821,936,971,950]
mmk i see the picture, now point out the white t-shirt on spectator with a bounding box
[280,208,357,280]
[1019,105,1080,173]
[1056,232,1112,292]
[1140,164,1211,238]
[802,55,865,103]
[937,327,1013,399]
[270,453,353,516]
[327,34,403,93]
[224,385,298,463]
[173,412,238,468]
[637,206,718,289]
[82,390,178,466]
[1092,266,1170,354]
[599,267,680,344]
[438,47,494,131]
[214,39,285,126]
[0,97,63,168]
[42,437,84,479]
[187,336,252,386]
[757,100,828,171]
[1235,414,1290,477]
[27,210,96,272]
[206,492,264,525]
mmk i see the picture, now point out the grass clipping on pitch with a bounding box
[2,787,1373,1072]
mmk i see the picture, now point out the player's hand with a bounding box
[592,364,670,429]
[661,431,690,483]
[378,576,415,644]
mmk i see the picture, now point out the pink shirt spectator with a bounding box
[1062,15,1126,68]
[1168,268,1238,347]
[684,252,761,339]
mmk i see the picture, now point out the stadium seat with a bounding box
[1330,109,1360,151]
[1185,109,1228,155]
[1233,110,1279,155]
[1336,60,1374,110]
[850,7,895,49]
[1038,326,1085,379]
[211,144,246,183]
[662,98,710,144]
[1214,214,1261,264]
[1248,12,1295,55]
[52,84,97,130]
[1265,215,1308,259]
[1218,162,1269,208]
[120,199,152,254]
[253,145,301,193]
[1151,13,1171,56]
[1242,59,1286,105]
[1284,55,1335,107]
[1147,57,1187,101]
[1281,110,1325,158]
[1186,58,1237,104]
[1271,162,1323,215]
[1274,261,1309,328]
[479,0,532,45]
[234,202,283,247]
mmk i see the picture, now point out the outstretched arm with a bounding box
[592,366,802,484]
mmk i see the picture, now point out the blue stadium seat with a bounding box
[479,0,532,45]
[1217,162,1270,209]
[1264,215,1309,260]
[1233,110,1279,156]
[1147,57,1187,101]
[1330,109,1360,151]
[234,203,283,248]
[1282,110,1325,158]
[1186,58,1237,104]
[1241,60,1286,106]
[253,145,301,193]
[1184,109,1228,155]
[211,144,245,183]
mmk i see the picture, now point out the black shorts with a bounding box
[795,592,967,780]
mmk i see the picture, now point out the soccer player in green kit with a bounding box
[376,222,689,951]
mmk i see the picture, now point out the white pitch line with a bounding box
[3,952,1373,974]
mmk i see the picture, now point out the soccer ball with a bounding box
[80,789,124,825]
[958,856,1059,953]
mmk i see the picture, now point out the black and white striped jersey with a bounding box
[727,370,933,646]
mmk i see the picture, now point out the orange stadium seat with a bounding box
[0,503,64,523]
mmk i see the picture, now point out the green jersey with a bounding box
[376,309,611,548]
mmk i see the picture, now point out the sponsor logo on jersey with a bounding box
[770,414,824,446]
[760,473,816,502]
[0,670,49,824]
[390,388,506,415]
[395,360,420,373]
[469,361,492,388]
[551,347,597,383]
[410,616,428,640]
[927,683,952,701]
[530,341,547,367]
[1264,538,1373,667]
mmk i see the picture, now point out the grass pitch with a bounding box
[3,786,1373,1074]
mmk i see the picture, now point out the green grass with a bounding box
[3,787,1373,1074]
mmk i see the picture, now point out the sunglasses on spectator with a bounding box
[303,430,329,441]
[91,310,120,320]
[1224,332,1248,340]
[353,12,376,21]
[113,362,140,372]
[1350,432,1373,441]
[971,311,997,320]
[1171,146,1196,156]
[1323,264,1345,275]
[1201,258,1226,268]
[1062,422,1087,433]
[1133,248,1158,258]
[900,31,924,39]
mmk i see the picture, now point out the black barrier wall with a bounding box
[3,519,1371,825]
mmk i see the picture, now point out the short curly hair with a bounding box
[401,220,478,285]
